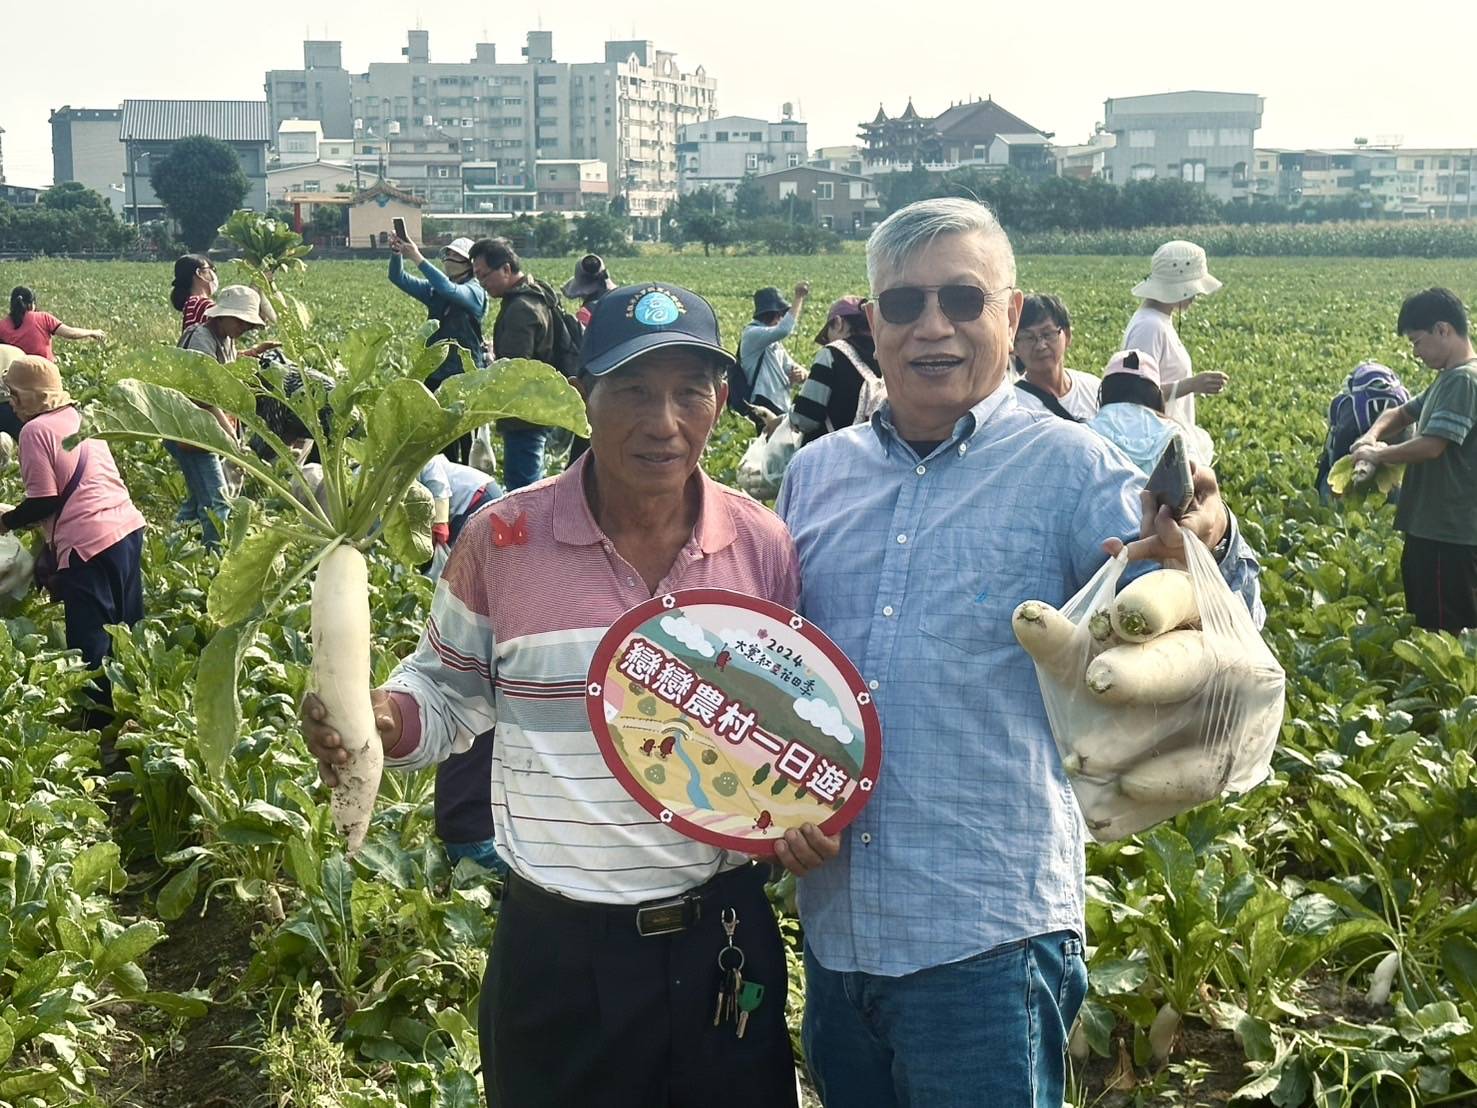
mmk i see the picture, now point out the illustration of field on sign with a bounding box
[598,603,869,843]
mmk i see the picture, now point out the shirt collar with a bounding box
[551,451,737,556]
[869,378,1018,458]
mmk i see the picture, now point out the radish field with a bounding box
[1,254,1476,1108]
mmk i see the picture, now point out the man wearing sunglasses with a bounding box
[775,197,1263,1107]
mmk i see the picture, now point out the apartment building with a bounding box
[263,31,716,229]
[119,99,271,221]
[266,41,354,139]
[676,113,808,196]
[1103,90,1263,201]
[1251,146,1475,217]
[50,107,126,206]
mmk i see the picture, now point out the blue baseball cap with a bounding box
[578,283,737,377]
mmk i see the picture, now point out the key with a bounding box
[735,980,765,1039]
[728,968,743,1023]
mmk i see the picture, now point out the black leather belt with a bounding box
[505,864,764,937]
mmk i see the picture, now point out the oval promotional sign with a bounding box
[586,589,882,855]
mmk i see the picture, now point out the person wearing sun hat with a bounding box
[1123,240,1228,430]
[301,281,818,1108]
[0,355,146,727]
[788,295,884,442]
[562,253,617,326]
[737,281,811,420]
[173,284,280,547]
[388,231,490,463]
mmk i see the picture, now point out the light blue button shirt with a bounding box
[739,314,803,413]
[776,386,1262,977]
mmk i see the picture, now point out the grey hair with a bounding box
[866,197,1017,293]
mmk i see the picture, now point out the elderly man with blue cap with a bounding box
[302,282,835,1107]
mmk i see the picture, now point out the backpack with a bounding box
[1316,362,1409,491]
[727,329,762,415]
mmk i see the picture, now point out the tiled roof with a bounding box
[120,100,271,143]
[932,99,1046,141]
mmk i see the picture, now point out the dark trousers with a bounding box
[480,864,798,1108]
[1402,534,1477,632]
[52,528,145,717]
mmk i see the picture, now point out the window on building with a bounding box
[746,153,760,170]
[1439,158,1451,170]
[1129,130,1155,147]
[849,181,863,200]
[1187,128,1216,147]
[750,131,762,141]
[787,153,801,167]
[1131,163,1156,180]
[779,181,797,198]
[1181,161,1206,183]
[972,145,988,160]
[1218,128,1251,146]
[1234,162,1249,186]
[716,131,728,142]
[1258,159,1271,171]
[820,215,833,229]
[816,181,834,200]
[1415,159,1425,170]
[781,130,795,141]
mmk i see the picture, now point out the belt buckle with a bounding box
[635,894,700,937]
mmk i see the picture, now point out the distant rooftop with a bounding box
[121,100,271,143]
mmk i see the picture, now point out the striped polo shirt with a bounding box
[383,452,800,904]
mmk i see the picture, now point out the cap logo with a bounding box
[628,287,686,327]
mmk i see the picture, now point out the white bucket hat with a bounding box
[1132,240,1223,302]
[444,237,476,261]
[205,285,267,328]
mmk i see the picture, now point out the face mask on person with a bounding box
[444,257,472,281]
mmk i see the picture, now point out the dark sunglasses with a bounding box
[875,284,998,325]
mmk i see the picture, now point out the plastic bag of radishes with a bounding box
[1012,527,1284,842]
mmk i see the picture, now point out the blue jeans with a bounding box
[499,425,549,490]
[445,837,508,876]
[164,441,229,548]
[802,931,1087,1108]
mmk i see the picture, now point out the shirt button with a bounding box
[915,464,926,476]
[958,443,968,455]
[868,679,879,691]
[882,605,895,617]
[627,578,637,587]
[896,533,907,544]
[861,832,873,845]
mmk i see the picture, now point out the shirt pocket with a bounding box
[917,530,1037,656]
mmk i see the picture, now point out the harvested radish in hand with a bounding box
[1085,631,1213,704]
[1117,746,1230,805]
[1012,600,1082,681]
[1111,569,1198,641]
[312,545,382,855]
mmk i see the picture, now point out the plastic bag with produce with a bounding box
[1013,527,1284,841]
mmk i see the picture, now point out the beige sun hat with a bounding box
[205,285,267,328]
[1132,240,1223,302]
[5,355,73,416]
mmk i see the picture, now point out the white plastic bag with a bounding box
[469,424,498,475]
[0,533,34,601]
[736,419,804,500]
[1018,529,1284,842]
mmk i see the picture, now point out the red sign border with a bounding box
[585,588,882,856]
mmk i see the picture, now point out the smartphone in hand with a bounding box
[1146,433,1194,518]
[392,216,408,241]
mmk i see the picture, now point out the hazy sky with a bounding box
[4,0,1475,186]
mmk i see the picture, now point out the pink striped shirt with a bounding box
[383,452,800,903]
[180,295,213,332]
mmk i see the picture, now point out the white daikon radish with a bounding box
[1111,569,1199,642]
[1365,950,1400,1006]
[0,431,14,466]
[1085,631,1213,704]
[1117,746,1230,806]
[311,545,383,856]
[1012,600,1082,681]
[0,534,32,600]
[1149,1002,1181,1061]
[1068,1016,1090,1063]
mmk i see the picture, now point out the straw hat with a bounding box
[4,355,73,416]
[205,285,268,328]
[1131,241,1223,303]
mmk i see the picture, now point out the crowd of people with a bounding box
[0,196,1474,1106]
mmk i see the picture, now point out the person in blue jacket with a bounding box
[389,234,489,463]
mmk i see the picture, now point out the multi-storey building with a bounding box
[263,31,716,230]
[809,145,864,176]
[50,107,127,207]
[858,97,1053,179]
[676,113,808,196]
[1252,145,1475,218]
[754,164,882,233]
[1102,90,1263,202]
[266,41,354,140]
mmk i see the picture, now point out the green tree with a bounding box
[733,174,771,220]
[573,207,635,256]
[40,181,111,212]
[531,211,572,256]
[681,209,735,256]
[150,135,249,251]
[304,204,347,243]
